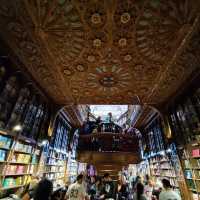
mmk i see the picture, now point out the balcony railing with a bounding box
[77,132,140,153]
[81,122,123,135]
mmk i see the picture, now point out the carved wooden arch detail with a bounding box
[0,0,199,106]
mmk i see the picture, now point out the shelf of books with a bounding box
[0,130,41,197]
[145,118,180,189]
[66,149,78,183]
[45,148,67,191]
[167,86,200,200]
[67,159,78,183]
[42,114,70,191]
[66,129,79,183]
[144,117,189,199]
[149,153,179,188]
[0,56,73,199]
[135,160,150,178]
[179,143,200,200]
[0,113,71,198]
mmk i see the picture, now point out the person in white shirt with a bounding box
[65,174,89,200]
[159,179,181,200]
[128,172,135,190]
[144,179,154,200]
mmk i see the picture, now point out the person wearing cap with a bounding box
[159,179,181,200]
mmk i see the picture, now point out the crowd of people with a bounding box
[66,172,182,200]
[79,113,141,153]
[18,172,181,200]
[81,112,140,138]
[81,113,121,135]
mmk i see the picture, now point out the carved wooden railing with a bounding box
[77,133,140,152]
[81,122,123,135]
[77,132,141,164]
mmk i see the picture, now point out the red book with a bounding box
[192,149,200,157]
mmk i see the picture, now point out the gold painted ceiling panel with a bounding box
[0,0,199,105]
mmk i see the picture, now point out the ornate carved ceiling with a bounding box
[0,0,199,106]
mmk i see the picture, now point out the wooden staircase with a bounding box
[95,164,122,181]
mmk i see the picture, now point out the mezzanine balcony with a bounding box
[76,132,141,165]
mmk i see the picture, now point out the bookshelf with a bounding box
[149,153,180,190]
[167,87,200,200]
[180,143,200,200]
[0,130,42,196]
[0,49,72,199]
[44,148,67,191]
[168,87,200,145]
[143,117,188,198]
[67,130,79,183]
[41,114,71,191]
[135,160,150,178]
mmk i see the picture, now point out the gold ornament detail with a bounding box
[63,68,73,76]
[93,39,102,47]
[124,54,132,62]
[87,55,96,62]
[91,13,102,24]
[118,38,127,47]
[121,13,131,24]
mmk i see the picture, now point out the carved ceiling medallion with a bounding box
[63,68,74,76]
[121,13,131,24]
[87,65,132,95]
[76,64,87,72]
[93,39,102,47]
[99,76,118,88]
[84,1,107,29]
[124,54,132,62]
[91,13,102,24]
[118,38,127,47]
[87,55,96,63]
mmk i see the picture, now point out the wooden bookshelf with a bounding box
[44,148,67,190]
[40,114,71,191]
[180,143,200,200]
[149,154,180,190]
[0,129,42,198]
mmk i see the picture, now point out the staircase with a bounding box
[96,164,122,181]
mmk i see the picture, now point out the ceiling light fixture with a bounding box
[13,124,22,132]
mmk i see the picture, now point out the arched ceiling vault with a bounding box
[0,0,199,106]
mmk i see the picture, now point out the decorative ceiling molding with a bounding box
[0,0,199,106]
[134,105,158,129]
[0,38,55,104]
[63,106,83,127]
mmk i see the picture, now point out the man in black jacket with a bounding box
[100,173,115,200]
